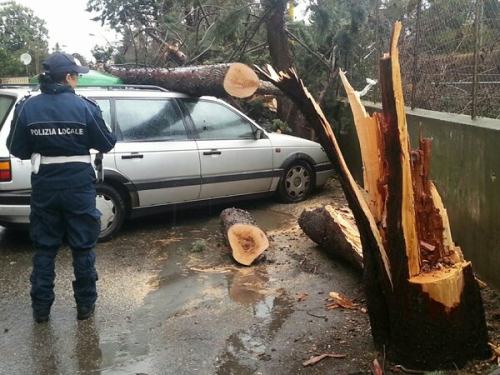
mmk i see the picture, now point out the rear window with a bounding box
[0,95,15,131]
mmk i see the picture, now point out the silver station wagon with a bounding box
[0,85,334,240]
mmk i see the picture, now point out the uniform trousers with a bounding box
[29,183,100,313]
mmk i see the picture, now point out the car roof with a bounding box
[0,85,220,101]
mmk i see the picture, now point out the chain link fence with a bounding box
[347,0,499,120]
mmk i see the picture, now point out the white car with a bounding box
[0,85,334,240]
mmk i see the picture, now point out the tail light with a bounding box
[0,159,12,182]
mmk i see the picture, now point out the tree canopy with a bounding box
[0,1,49,76]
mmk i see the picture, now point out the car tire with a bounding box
[278,160,314,203]
[96,183,126,242]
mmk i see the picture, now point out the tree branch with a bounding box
[318,46,338,104]
[286,30,332,69]
[186,38,216,65]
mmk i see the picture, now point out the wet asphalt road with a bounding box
[0,187,373,375]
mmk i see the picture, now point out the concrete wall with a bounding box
[335,101,500,290]
[0,77,29,84]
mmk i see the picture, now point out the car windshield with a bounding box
[0,95,15,131]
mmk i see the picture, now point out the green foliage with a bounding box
[212,7,250,43]
[271,118,291,133]
[87,0,269,66]
[190,239,207,252]
[91,45,116,63]
[0,1,49,76]
[86,0,498,118]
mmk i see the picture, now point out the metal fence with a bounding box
[348,0,500,120]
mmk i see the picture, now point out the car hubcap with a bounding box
[96,194,116,232]
[285,166,311,199]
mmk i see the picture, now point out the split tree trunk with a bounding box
[256,21,490,369]
[264,0,301,134]
[105,63,281,98]
[220,208,269,266]
[298,205,363,271]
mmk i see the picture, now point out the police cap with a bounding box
[42,52,90,75]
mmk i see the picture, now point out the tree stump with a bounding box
[256,21,490,369]
[220,208,269,266]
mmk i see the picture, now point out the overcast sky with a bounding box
[14,0,119,60]
[12,0,309,61]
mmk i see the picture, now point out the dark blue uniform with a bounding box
[7,83,116,317]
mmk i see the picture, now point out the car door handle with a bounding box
[203,150,222,156]
[121,153,144,159]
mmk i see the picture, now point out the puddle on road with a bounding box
[216,264,294,375]
[227,268,269,306]
[247,209,295,231]
[145,210,297,375]
[15,207,298,374]
[216,290,294,375]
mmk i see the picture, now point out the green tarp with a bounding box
[30,69,122,86]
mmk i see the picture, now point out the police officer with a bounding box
[7,52,116,322]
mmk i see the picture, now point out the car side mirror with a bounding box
[254,129,263,140]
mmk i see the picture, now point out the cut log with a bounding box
[220,208,269,266]
[257,21,490,370]
[298,205,363,271]
[254,65,393,287]
[104,63,282,98]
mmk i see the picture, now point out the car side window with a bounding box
[183,100,255,140]
[0,95,15,131]
[94,99,112,131]
[115,99,187,141]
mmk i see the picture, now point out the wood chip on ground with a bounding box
[302,353,347,367]
[326,291,358,310]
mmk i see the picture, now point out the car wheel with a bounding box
[278,160,314,203]
[96,184,126,242]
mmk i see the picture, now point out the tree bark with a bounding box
[263,0,299,134]
[265,0,292,72]
[220,208,269,266]
[255,63,394,348]
[104,63,281,98]
[256,22,490,369]
[298,205,363,271]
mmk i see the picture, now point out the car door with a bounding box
[91,98,116,173]
[180,98,273,199]
[113,98,201,207]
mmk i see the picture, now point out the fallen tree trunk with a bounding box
[105,63,282,98]
[220,208,269,266]
[256,21,490,369]
[298,205,363,271]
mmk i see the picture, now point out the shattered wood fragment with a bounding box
[220,208,269,266]
[371,358,385,375]
[489,342,500,365]
[390,365,426,374]
[339,71,386,223]
[302,353,347,367]
[254,64,393,289]
[327,292,357,310]
[296,292,308,302]
[105,63,281,98]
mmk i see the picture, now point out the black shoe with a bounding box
[33,309,50,323]
[77,305,95,320]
